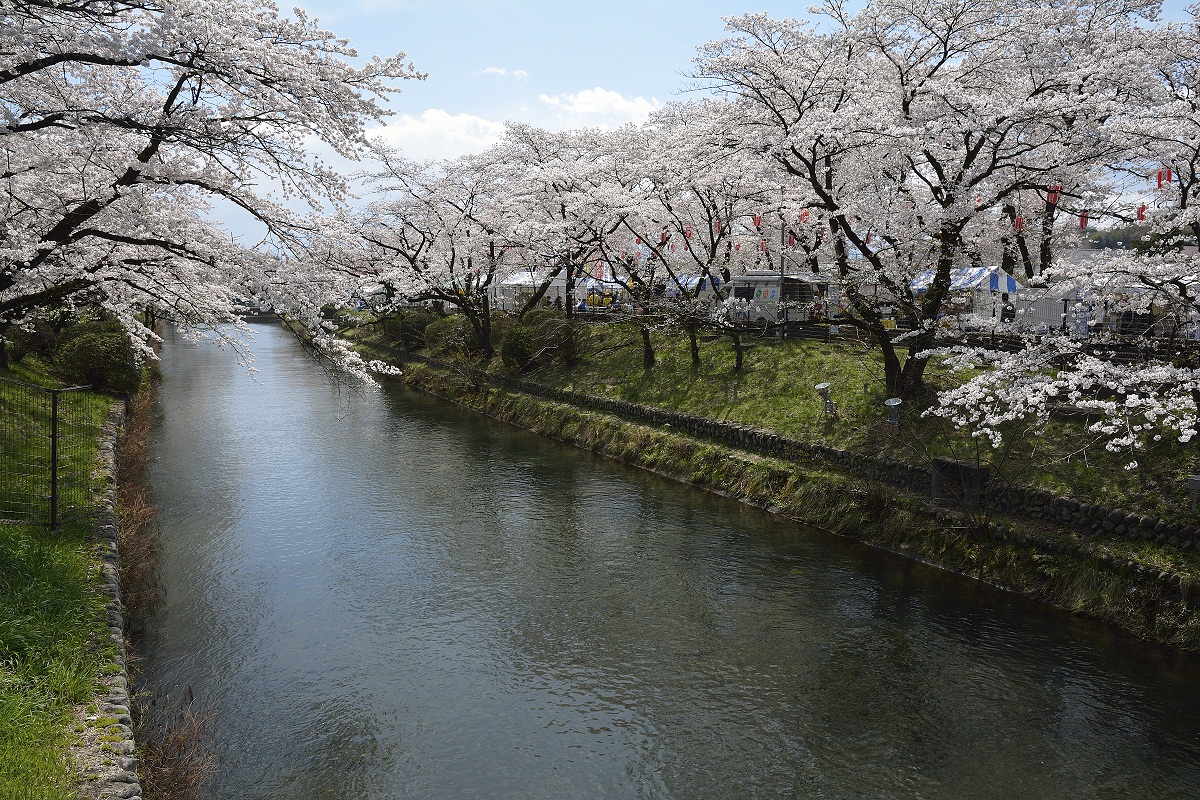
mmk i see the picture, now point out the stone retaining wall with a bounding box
[85,403,143,800]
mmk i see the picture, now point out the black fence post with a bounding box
[50,388,59,529]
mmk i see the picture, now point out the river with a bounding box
[138,322,1200,799]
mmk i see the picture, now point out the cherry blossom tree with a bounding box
[346,147,522,357]
[929,6,1200,466]
[692,0,1156,397]
[0,0,421,371]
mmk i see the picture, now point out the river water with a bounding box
[139,323,1200,799]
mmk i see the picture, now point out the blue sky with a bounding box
[295,0,843,160]
[214,1,1195,242]
[294,0,1198,162]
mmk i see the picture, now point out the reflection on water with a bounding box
[140,324,1200,799]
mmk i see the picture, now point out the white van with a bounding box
[725,271,832,328]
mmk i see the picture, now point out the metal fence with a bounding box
[0,376,94,527]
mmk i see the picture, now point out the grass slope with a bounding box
[1,357,117,800]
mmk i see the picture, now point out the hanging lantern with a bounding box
[753,214,764,229]
[787,232,795,247]
[1080,210,1089,229]
[866,232,872,244]
[1014,215,1025,232]
[635,237,641,245]
[759,239,767,252]
[1138,203,1147,221]
[684,224,693,239]
[798,210,809,223]
[1047,185,1060,205]
[715,220,723,235]
[1158,168,1173,189]
[660,231,667,244]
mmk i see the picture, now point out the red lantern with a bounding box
[753,214,763,229]
[1047,185,1060,205]
[787,233,795,247]
[798,210,809,223]
[684,224,693,238]
[1080,210,1089,229]
[1014,215,1025,232]
[1137,203,1147,221]
[866,232,872,244]
[635,237,641,245]
[660,231,667,244]
[716,220,723,234]
[759,239,767,252]
[1158,168,1173,188]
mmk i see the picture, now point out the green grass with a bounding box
[350,317,1200,523]
[1,358,117,800]
[523,324,1200,522]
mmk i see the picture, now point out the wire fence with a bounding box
[0,376,95,527]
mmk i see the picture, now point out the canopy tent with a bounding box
[910,267,1023,294]
[663,274,722,297]
[500,268,553,287]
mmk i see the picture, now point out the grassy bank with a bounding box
[345,318,1200,650]
[352,316,1200,523]
[0,358,120,800]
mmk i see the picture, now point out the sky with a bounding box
[222,0,1197,240]
[295,0,840,161]
[295,0,1198,162]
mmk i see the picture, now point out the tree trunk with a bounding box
[0,337,8,370]
[564,260,576,319]
[731,331,744,372]
[641,326,655,370]
[479,294,493,359]
[687,321,700,369]
[881,339,903,397]
[1038,198,1056,276]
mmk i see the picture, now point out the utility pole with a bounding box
[779,187,787,338]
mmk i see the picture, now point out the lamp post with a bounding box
[816,382,838,421]
[884,397,902,433]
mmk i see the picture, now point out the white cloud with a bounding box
[368,109,507,161]
[476,66,530,80]
[537,87,661,128]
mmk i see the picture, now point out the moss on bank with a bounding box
[370,351,1200,652]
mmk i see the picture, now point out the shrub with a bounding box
[422,314,478,356]
[498,314,586,370]
[381,310,435,350]
[499,324,536,370]
[55,331,140,396]
[2,317,56,362]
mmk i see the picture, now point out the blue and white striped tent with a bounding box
[910,266,1022,294]
[664,274,721,297]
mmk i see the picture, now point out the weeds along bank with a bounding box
[346,320,1200,652]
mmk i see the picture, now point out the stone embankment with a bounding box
[74,403,143,800]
